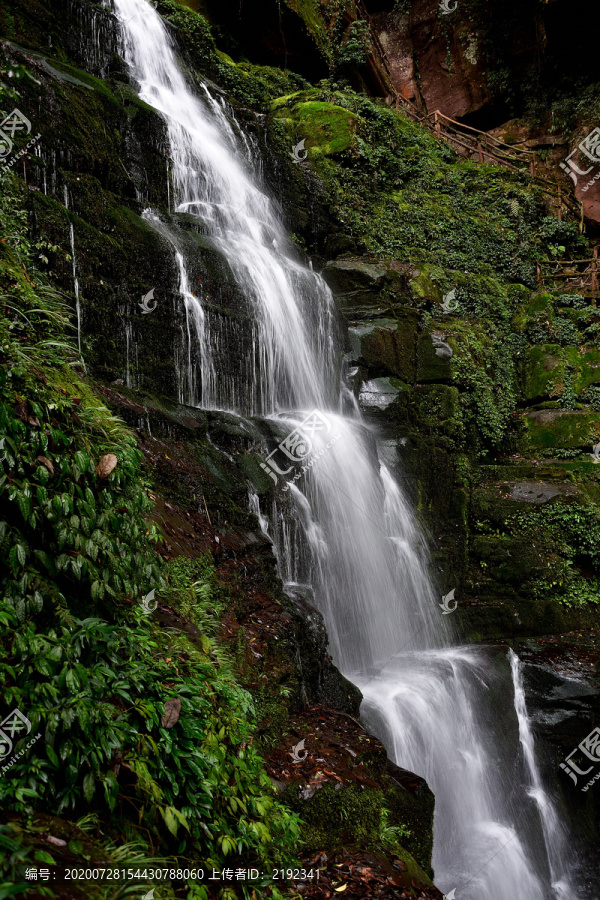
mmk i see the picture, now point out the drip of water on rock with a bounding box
[113,2,579,895]
[63,185,83,365]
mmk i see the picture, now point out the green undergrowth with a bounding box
[0,171,300,897]
[272,87,587,279]
[473,498,600,610]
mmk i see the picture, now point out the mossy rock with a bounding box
[323,258,387,310]
[520,410,600,451]
[472,535,548,585]
[390,846,433,889]
[409,384,462,440]
[282,782,383,849]
[524,345,600,401]
[409,266,439,303]
[513,291,555,333]
[281,779,433,884]
[358,311,418,382]
[416,329,455,382]
[272,100,359,157]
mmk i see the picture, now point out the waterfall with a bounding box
[509,650,573,900]
[63,185,84,365]
[112,2,579,896]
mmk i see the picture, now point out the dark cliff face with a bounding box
[367,0,600,123]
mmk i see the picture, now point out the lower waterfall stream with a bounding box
[113,1,579,895]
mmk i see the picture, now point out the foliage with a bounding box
[336,20,371,70]
[509,502,600,569]
[0,171,300,889]
[0,178,163,624]
[156,0,309,111]
[507,502,600,608]
[286,88,575,285]
[378,808,411,854]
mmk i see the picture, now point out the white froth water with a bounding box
[509,650,574,900]
[63,185,84,365]
[113,2,578,896]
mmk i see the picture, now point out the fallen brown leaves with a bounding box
[295,850,444,899]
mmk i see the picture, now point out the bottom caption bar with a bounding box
[18,865,321,884]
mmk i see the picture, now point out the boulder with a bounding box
[524,345,600,401]
[520,410,600,451]
[416,328,455,382]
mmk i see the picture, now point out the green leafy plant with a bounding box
[378,808,411,854]
[0,171,301,890]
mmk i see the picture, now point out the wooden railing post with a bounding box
[476,140,484,163]
[434,110,441,134]
[530,152,535,179]
[557,187,562,221]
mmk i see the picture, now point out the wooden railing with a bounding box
[537,248,599,302]
[350,3,582,225]
[428,110,535,173]
[390,97,581,221]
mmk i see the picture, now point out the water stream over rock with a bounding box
[113,1,579,895]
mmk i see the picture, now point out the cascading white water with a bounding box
[509,650,573,900]
[112,2,578,896]
[63,186,83,364]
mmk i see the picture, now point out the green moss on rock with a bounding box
[272,98,359,157]
[520,410,600,451]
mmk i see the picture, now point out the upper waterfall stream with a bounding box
[113,1,579,895]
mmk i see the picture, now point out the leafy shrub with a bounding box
[0,172,300,886]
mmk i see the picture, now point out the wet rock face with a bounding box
[517,641,600,888]
[370,0,499,119]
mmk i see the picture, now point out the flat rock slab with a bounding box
[508,481,580,504]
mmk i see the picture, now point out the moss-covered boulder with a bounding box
[520,410,600,451]
[525,345,600,401]
[357,312,418,381]
[271,97,359,157]
[417,328,455,382]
